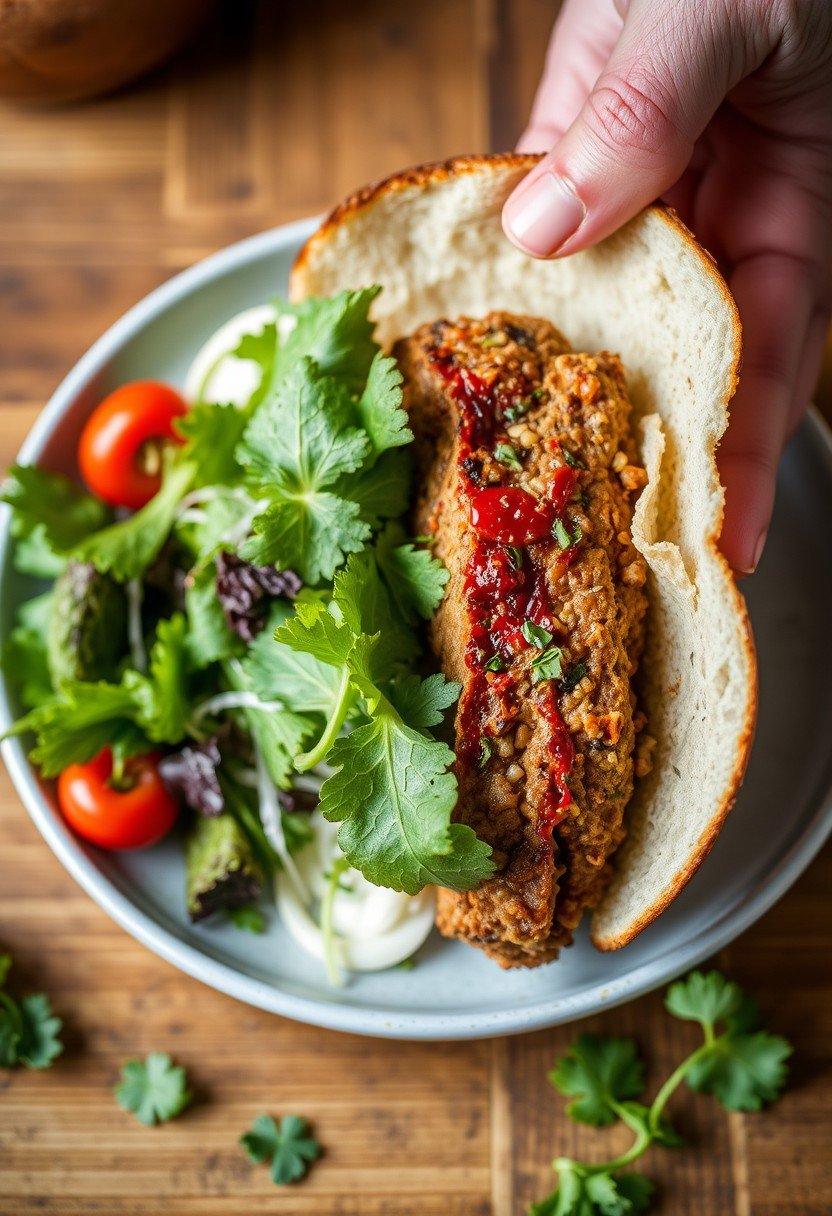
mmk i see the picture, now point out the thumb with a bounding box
[503,0,757,257]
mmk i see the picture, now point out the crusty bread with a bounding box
[289,153,757,952]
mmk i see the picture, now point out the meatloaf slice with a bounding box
[394,312,650,968]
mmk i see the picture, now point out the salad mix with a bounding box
[1,287,494,979]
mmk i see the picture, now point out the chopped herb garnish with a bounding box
[0,953,63,1071]
[494,443,523,471]
[502,398,531,423]
[531,646,563,683]
[562,449,584,469]
[531,970,790,1215]
[507,545,524,570]
[521,621,553,648]
[479,736,493,769]
[484,653,504,672]
[559,659,588,694]
[480,332,506,349]
[532,386,546,400]
[553,518,582,550]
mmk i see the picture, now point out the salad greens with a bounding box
[1,285,493,931]
[530,970,791,1216]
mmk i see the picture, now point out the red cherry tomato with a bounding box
[78,381,188,510]
[57,749,178,851]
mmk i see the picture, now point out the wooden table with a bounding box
[0,3,829,1212]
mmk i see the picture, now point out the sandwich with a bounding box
[290,153,756,962]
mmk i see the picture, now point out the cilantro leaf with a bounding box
[388,673,460,730]
[531,646,564,684]
[246,603,344,717]
[223,657,315,788]
[356,352,411,458]
[2,464,110,552]
[232,322,277,407]
[125,614,192,744]
[0,994,21,1067]
[115,1052,191,1126]
[238,359,372,582]
[72,460,195,582]
[522,620,553,648]
[332,548,417,675]
[342,447,412,527]
[318,703,493,894]
[549,1035,645,1127]
[375,522,449,623]
[276,287,380,389]
[685,1032,791,1112]
[175,401,248,488]
[240,1113,321,1186]
[530,1165,653,1216]
[239,358,369,490]
[15,993,63,1069]
[664,970,743,1028]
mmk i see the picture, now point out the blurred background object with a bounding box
[0,0,209,101]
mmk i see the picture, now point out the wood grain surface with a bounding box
[0,3,830,1213]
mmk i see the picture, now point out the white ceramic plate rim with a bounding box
[2,219,831,1041]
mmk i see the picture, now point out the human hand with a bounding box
[503,0,832,573]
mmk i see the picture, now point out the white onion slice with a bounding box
[276,813,435,975]
[184,304,277,406]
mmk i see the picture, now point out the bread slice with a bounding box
[289,153,757,952]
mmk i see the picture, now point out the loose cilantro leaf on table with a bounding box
[549,1035,645,1127]
[0,955,63,1071]
[529,970,791,1215]
[240,1113,321,1186]
[115,1052,191,1126]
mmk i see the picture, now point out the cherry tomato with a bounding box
[78,381,188,510]
[57,749,178,851]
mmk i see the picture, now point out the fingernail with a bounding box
[751,530,767,571]
[503,173,585,256]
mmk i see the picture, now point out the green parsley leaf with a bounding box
[318,702,493,894]
[522,620,553,648]
[72,459,195,582]
[484,654,504,672]
[549,1035,645,1127]
[240,1113,321,1186]
[115,1052,191,1126]
[228,905,266,933]
[2,464,110,553]
[531,646,563,683]
[479,736,493,769]
[175,400,248,488]
[356,351,412,459]
[15,993,63,1069]
[494,442,523,471]
[376,522,450,623]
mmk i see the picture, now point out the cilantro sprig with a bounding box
[0,953,63,1070]
[531,971,791,1215]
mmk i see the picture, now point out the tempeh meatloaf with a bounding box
[394,312,652,968]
